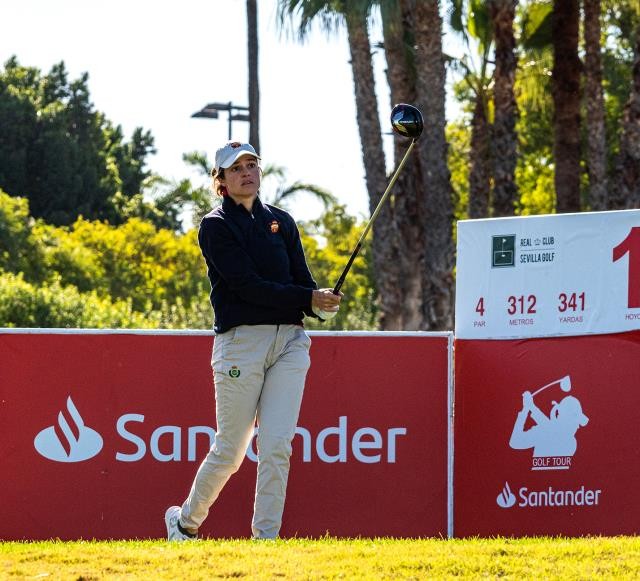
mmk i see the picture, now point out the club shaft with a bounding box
[333,140,417,294]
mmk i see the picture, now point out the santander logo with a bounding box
[496,482,516,508]
[34,396,103,462]
[33,396,407,464]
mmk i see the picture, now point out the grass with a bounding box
[2,536,640,580]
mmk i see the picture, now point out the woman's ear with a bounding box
[220,185,229,197]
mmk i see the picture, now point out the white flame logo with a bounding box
[34,396,103,462]
[496,482,516,508]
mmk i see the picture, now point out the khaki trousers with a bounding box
[180,324,311,539]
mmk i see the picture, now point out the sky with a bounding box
[1,0,461,223]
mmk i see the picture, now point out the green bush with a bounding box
[0,189,41,276]
[300,205,377,331]
[0,272,154,328]
[0,189,376,330]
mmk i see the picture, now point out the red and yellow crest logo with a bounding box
[270,220,280,234]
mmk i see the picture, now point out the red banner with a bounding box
[0,330,451,540]
[454,331,640,536]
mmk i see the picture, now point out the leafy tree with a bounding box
[0,57,155,225]
[301,203,376,330]
[110,126,156,200]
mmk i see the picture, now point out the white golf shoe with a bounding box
[164,506,197,541]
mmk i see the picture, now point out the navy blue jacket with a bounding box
[198,196,318,333]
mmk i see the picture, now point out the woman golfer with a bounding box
[165,141,341,540]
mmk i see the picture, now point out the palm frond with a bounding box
[270,182,337,209]
[516,48,553,113]
[261,163,287,181]
[276,0,374,41]
[519,0,553,51]
[182,151,212,177]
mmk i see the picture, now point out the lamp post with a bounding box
[191,101,250,141]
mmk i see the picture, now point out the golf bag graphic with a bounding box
[509,375,589,463]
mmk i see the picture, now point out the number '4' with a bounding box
[613,227,640,308]
[475,297,485,317]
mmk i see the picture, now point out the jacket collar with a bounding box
[222,194,265,217]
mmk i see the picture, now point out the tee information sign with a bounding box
[455,209,640,537]
[455,210,640,339]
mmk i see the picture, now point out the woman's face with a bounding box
[221,154,261,201]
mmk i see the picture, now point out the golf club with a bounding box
[531,375,572,398]
[332,103,424,295]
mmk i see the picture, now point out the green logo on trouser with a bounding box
[229,366,241,378]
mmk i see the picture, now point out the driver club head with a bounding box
[390,103,424,140]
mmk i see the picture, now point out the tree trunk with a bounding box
[583,0,608,211]
[552,0,581,213]
[381,0,422,330]
[468,94,491,218]
[414,0,455,331]
[382,0,417,148]
[247,0,260,153]
[489,0,519,217]
[612,21,640,209]
[345,9,391,328]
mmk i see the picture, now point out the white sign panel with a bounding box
[455,210,640,339]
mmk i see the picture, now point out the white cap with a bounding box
[214,142,260,173]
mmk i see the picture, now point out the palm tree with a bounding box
[614,10,640,208]
[343,1,396,329]
[414,0,455,330]
[467,95,491,218]
[278,0,397,328]
[448,0,494,219]
[380,0,416,116]
[260,163,338,209]
[247,0,260,154]
[551,0,582,213]
[489,0,519,217]
[584,0,608,211]
[379,0,421,329]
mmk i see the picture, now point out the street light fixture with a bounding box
[191,101,250,141]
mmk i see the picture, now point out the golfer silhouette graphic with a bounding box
[509,378,589,457]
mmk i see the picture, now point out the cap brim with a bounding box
[219,150,260,170]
